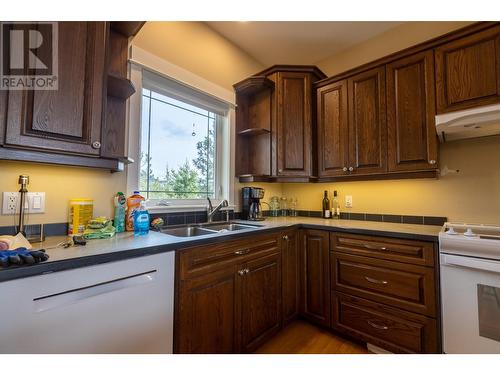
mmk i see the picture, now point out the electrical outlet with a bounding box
[2,192,45,215]
[345,195,353,209]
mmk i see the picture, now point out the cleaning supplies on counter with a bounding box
[113,192,126,233]
[68,199,94,235]
[83,217,116,239]
[133,202,150,237]
[126,191,145,231]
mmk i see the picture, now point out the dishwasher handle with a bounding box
[441,253,500,274]
[33,270,157,313]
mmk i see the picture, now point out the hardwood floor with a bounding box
[255,320,369,354]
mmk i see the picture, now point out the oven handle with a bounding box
[441,254,500,274]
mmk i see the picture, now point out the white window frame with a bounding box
[126,47,236,213]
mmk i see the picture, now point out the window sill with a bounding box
[146,204,235,214]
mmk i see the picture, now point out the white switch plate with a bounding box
[2,192,45,215]
[345,195,353,208]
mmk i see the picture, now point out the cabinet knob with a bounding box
[237,269,246,276]
[282,235,289,240]
[278,169,283,173]
[235,249,250,255]
[348,166,354,172]
[92,141,101,149]
[429,159,436,165]
[245,268,250,274]
[342,167,348,172]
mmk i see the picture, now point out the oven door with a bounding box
[441,253,500,353]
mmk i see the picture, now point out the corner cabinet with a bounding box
[435,24,500,114]
[0,21,144,171]
[234,65,326,182]
[299,229,330,327]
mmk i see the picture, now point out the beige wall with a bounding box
[0,161,125,226]
[317,21,473,76]
[132,22,264,90]
[278,21,499,225]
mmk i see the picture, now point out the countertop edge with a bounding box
[0,221,439,283]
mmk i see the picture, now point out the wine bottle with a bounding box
[322,190,330,219]
[332,190,340,219]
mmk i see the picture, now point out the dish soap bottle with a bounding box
[126,191,145,231]
[113,192,126,233]
[133,201,150,236]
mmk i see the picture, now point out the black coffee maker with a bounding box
[241,187,265,221]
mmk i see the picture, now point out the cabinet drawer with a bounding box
[331,232,435,267]
[331,252,436,316]
[178,233,280,279]
[332,292,438,353]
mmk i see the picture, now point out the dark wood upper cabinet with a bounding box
[240,252,282,352]
[387,51,438,172]
[300,229,330,327]
[234,66,326,182]
[275,71,313,177]
[317,79,349,177]
[4,22,107,156]
[435,24,500,113]
[281,230,300,325]
[347,66,387,175]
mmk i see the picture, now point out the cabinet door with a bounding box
[348,66,387,175]
[5,22,106,155]
[300,229,330,327]
[276,72,312,177]
[240,252,282,352]
[176,266,238,353]
[387,51,438,172]
[281,230,300,325]
[435,25,500,113]
[317,80,349,177]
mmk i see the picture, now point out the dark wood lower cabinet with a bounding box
[300,229,330,327]
[175,229,440,353]
[240,252,282,352]
[282,230,300,325]
[332,292,438,353]
[176,266,237,354]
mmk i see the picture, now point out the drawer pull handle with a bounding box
[367,320,389,330]
[364,244,387,251]
[235,249,250,255]
[364,276,388,285]
[237,269,246,276]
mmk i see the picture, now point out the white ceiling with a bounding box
[205,22,403,66]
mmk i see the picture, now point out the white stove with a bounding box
[439,222,500,353]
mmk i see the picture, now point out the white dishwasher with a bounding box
[0,252,175,354]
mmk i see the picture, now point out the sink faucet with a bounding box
[207,198,229,223]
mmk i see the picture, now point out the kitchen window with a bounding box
[138,70,230,202]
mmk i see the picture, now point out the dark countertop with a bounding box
[0,217,441,283]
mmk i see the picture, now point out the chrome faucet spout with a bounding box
[207,198,229,223]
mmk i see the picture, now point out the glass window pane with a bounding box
[478,284,500,342]
[139,87,217,200]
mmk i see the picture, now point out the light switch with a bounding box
[33,195,42,209]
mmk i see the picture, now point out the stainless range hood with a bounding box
[435,103,500,142]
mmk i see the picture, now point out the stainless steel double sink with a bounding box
[159,221,263,237]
